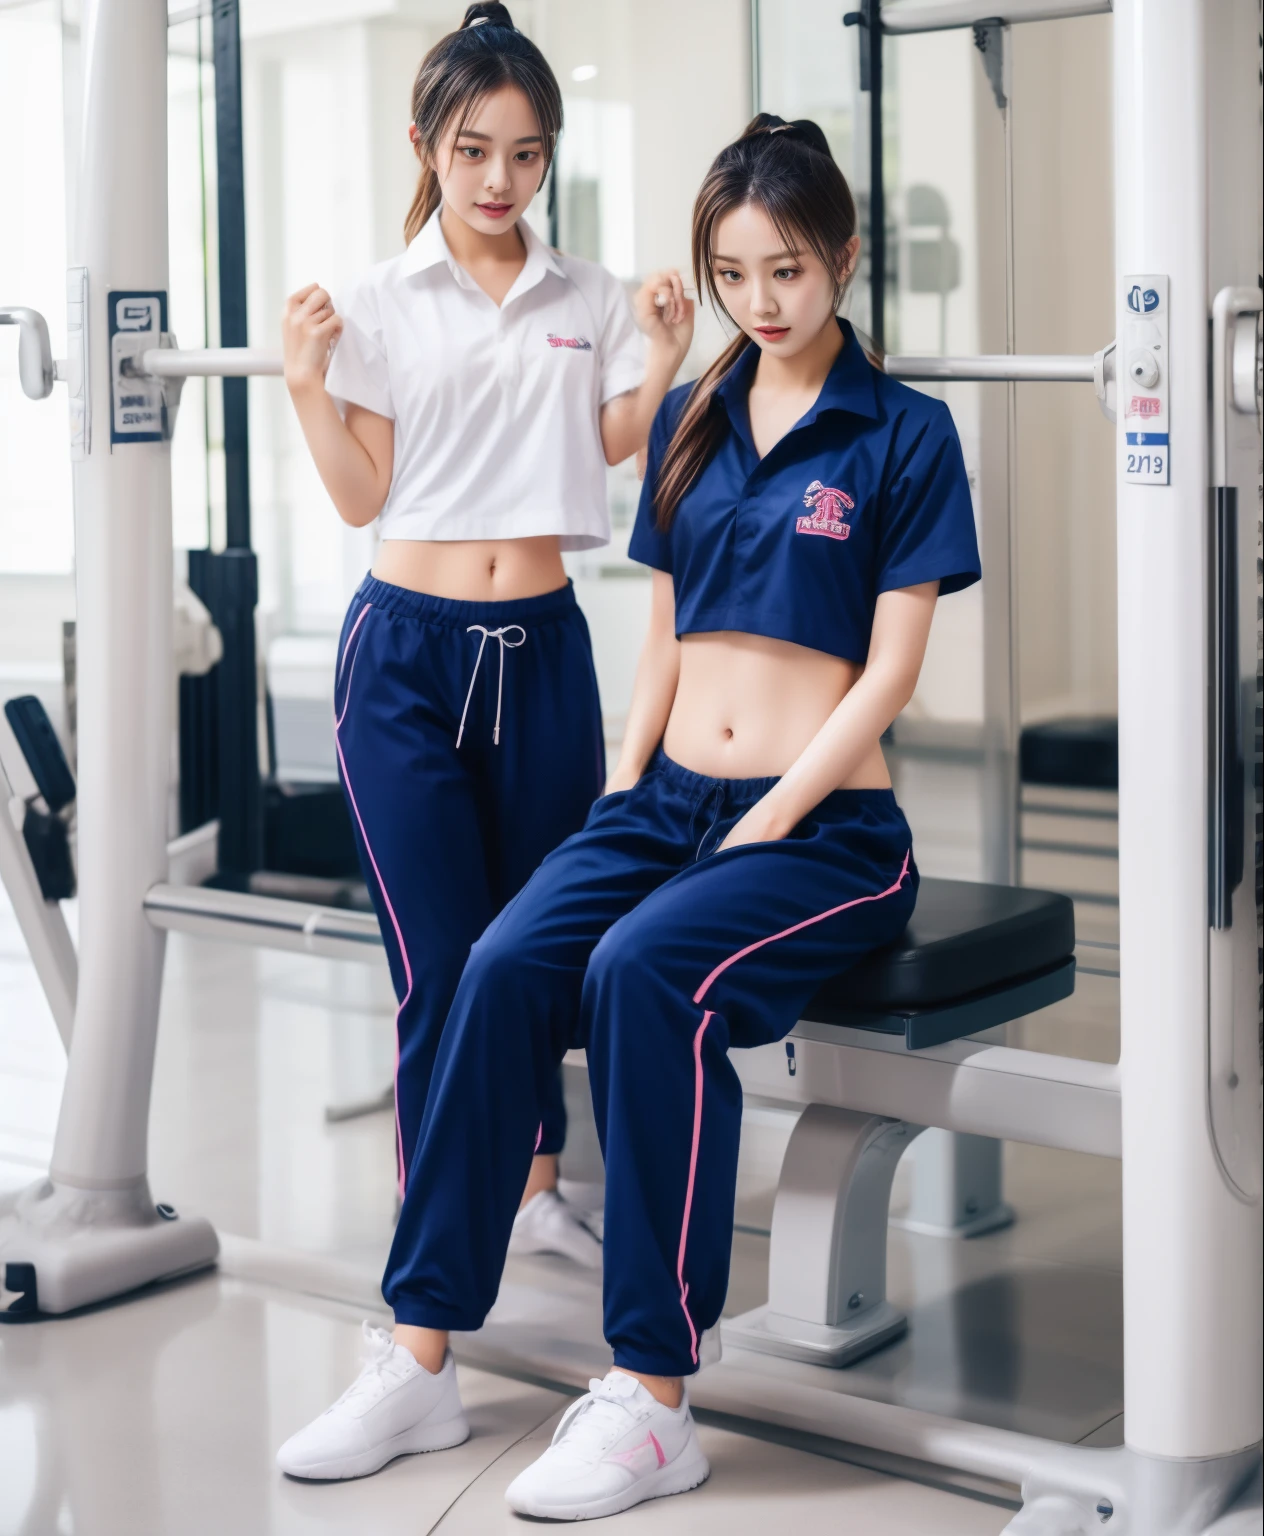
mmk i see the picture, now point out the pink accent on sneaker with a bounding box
[331,606,410,1198]
[675,851,912,1362]
[605,1431,667,1472]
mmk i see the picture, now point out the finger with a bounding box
[313,314,341,338]
[300,287,331,315]
[289,283,320,309]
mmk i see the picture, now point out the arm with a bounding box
[605,570,680,794]
[718,582,940,848]
[599,270,694,467]
[282,284,394,529]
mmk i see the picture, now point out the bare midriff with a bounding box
[371,535,568,603]
[661,631,891,788]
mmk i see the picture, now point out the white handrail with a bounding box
[136,347,282,378]
[879,0,1111,33]
[885,353,1096,382]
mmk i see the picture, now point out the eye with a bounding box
[717,268,743,285]
[458,145,485,160]
[513,149,539,163]
[774,267,802,281]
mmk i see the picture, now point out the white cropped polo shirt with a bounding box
[325,212,646,551]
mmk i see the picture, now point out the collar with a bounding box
[715,318,880,440]
[400,209,565,296]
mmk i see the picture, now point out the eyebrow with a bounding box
[456,129,543,144]
[712,250,801,264]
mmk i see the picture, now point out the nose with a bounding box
[750,279,779,318]
[484,154,513,193]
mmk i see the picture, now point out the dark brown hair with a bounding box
[654,114,861,529]
[403,4,562,244]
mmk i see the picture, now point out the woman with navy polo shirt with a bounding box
[277,114,979,1519]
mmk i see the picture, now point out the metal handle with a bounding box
[0,306,55,399]
[1207,288,1261,930]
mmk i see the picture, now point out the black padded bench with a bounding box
[724,876,1078,1367]
[804,877,1077,1050]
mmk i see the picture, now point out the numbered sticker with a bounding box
[1120,274,1169,485]
[108,290,167,445]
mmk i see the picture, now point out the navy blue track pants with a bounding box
[383,749,917,1376]
[333,576,605,1196]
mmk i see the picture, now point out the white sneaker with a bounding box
[508,1189,603,1269]
[276,1322,469,1481]
[504,1369,710,1520]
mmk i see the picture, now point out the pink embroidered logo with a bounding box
[546,333,593,351]
[604,1432,667,1474]
[796,479,854,541]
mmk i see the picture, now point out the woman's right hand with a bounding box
[603,762,642,797]
[282,284,342,394]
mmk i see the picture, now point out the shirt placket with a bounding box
[495,304,520,392]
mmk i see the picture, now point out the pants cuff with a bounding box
[611,1346,700,1379]
[388,1298,488,1332]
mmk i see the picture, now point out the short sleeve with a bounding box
[325,280,394,421]
[627,396,678,572]
[596,271,646,405]
[876,403,980,596]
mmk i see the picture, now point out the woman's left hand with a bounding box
[716,797,790,853]
[633,268,694,361]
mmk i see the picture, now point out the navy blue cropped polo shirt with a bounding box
[628,319,981,665]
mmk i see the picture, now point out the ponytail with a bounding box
[653,113,861,530]
[403,4,562,245]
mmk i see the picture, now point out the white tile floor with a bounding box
[0,755,1126,1534]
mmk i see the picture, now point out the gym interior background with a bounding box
[2,1,1259,1533]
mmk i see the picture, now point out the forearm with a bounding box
[610,630,680,786]
[600,346,682,466]
[758,661,917,835]
[288,382,388,528]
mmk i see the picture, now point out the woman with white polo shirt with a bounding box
[280,3,693,1267]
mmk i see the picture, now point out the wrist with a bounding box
[285,369,327,403]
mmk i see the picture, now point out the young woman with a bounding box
[280,2,692,1264]
[278,116,980,1519]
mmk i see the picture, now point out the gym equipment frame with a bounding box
[1,0,1260,1530]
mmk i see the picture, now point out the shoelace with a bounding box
[551,1377,644,1456]
[330,1323,409,1415]
[456,623,527,748]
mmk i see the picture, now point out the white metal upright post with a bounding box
[1114,0,1262,1494]
[0,0,217,1315]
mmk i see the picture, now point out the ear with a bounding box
[838,235,861,285]
[408,122,421,155]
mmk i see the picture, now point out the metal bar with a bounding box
[138,347,281,377]
[880,0,1110,33]
[885,352,1095,380]
[212,0,250,548]
[737,1025,1121,1157]
[143,348,1095,385]
[865,0,886,350]
[144,882,382,961]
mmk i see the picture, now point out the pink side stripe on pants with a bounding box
[333,605,412,1199]
[674,849,912,1363]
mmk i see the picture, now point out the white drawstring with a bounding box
[456,623,527,748]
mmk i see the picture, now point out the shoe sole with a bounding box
[278,1412,470,1482]
[505,1447,711,1520]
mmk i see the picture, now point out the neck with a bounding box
[439,205,527,268]
[752,317,844,396]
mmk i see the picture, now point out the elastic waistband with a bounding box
[354,575,580,629]
[647,747,903,812]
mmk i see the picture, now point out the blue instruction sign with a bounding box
[108,290,167,445]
